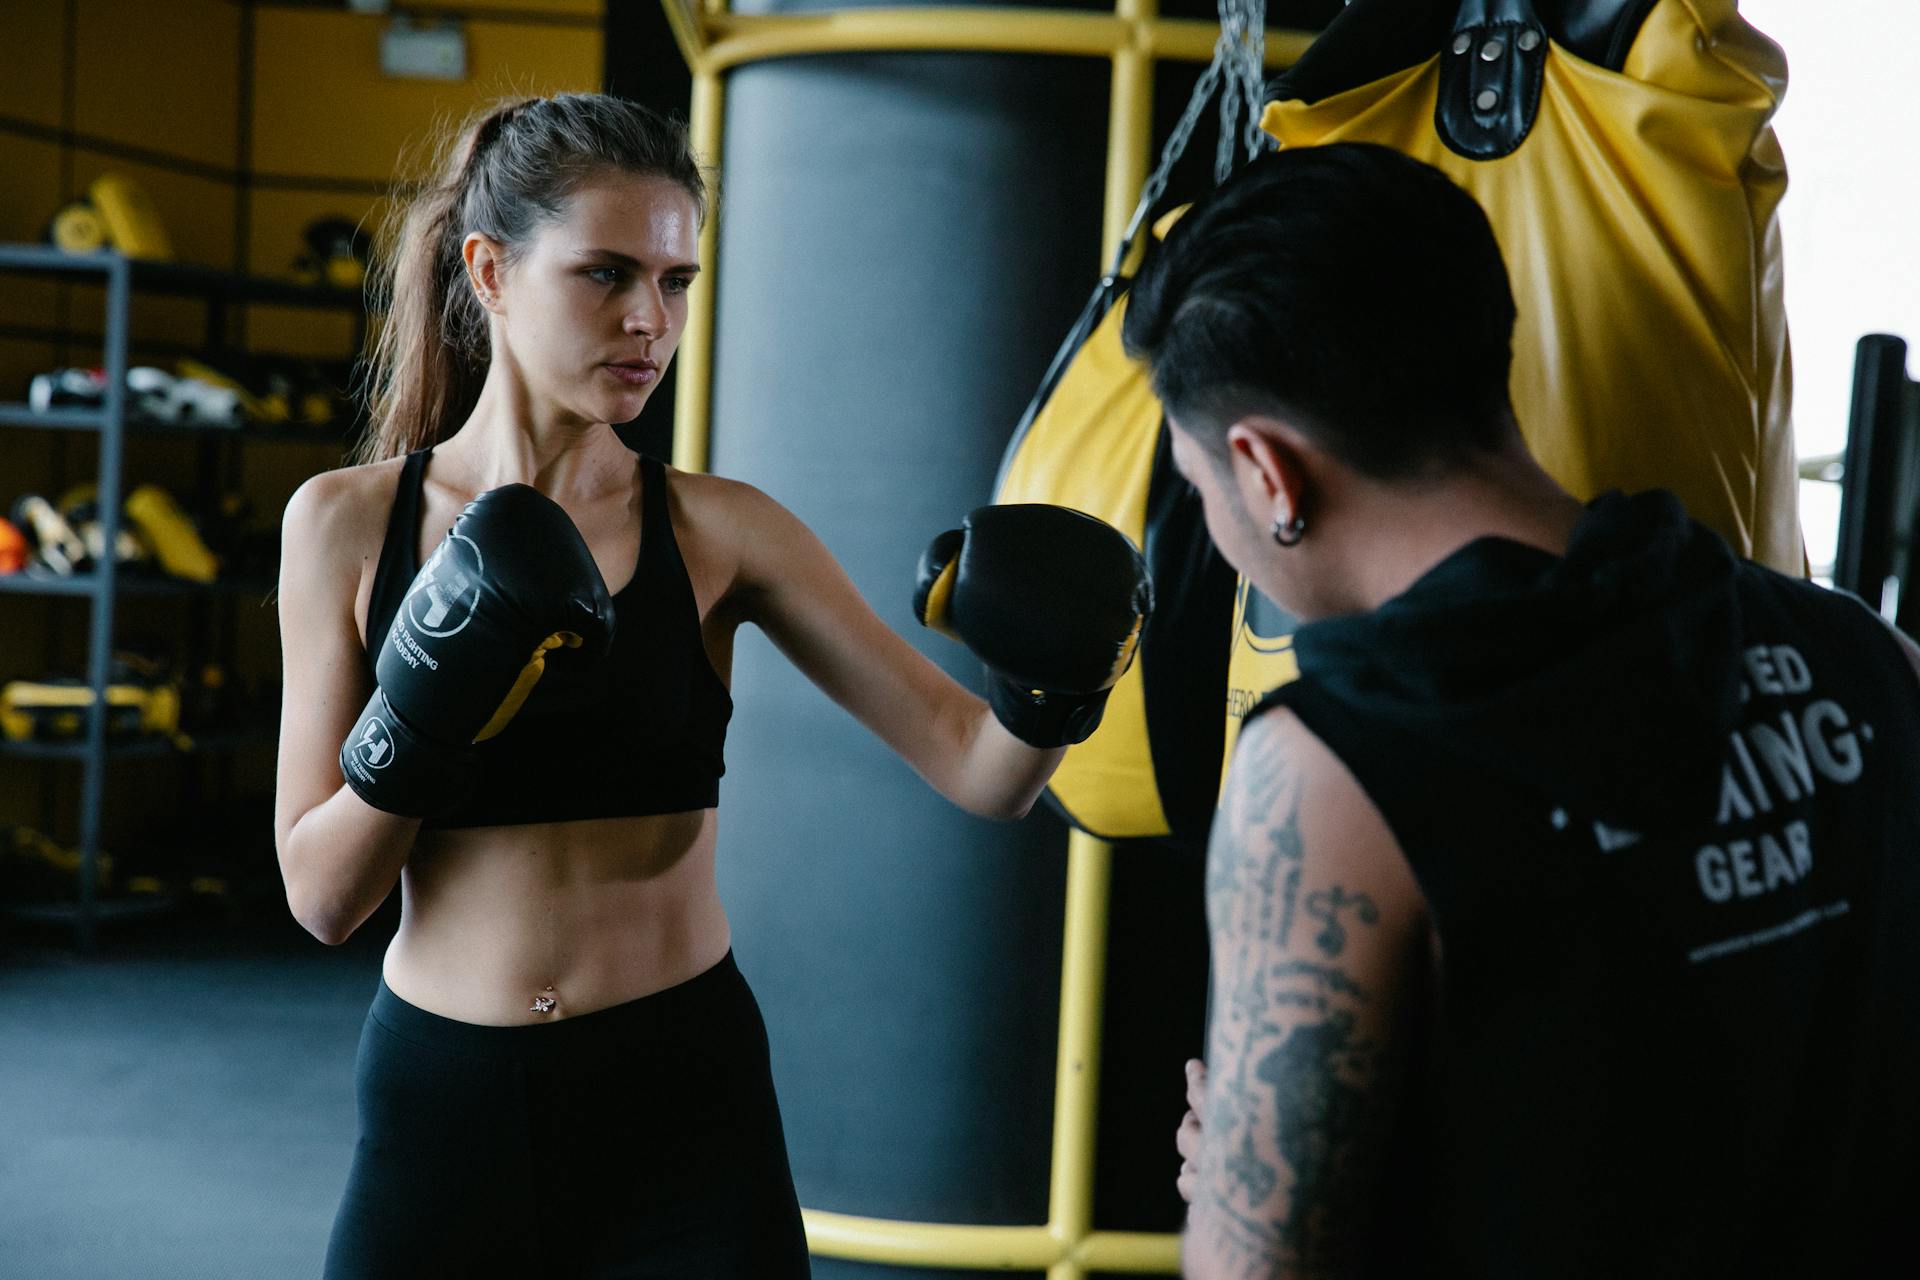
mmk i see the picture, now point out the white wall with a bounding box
[1741,0,1920,571]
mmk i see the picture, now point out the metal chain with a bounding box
[1110,0,1271,276]
[1215,0,1268,182]
[1111,54,1224,275]
[1238,0,1269,165]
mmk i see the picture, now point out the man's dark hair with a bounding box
[1122,142,1519,480]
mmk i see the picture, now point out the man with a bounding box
[1124,142,1920,1278]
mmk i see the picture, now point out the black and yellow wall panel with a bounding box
[72,0,241,173]
[249,9,603,184]
[0,2,68,132]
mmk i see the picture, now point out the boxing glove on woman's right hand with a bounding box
[338,484,615,819]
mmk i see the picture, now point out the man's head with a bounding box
[1122,142,1525,618]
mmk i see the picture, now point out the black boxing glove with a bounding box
[339,484,615,818]
[914,504,1152,748]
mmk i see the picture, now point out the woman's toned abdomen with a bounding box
[381,809,732,1025]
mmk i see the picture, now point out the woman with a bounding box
[274,94,1147,1278]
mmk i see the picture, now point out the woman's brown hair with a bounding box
[354,93,706,465]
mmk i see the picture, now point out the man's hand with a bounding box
[1177,1058,1208,1204]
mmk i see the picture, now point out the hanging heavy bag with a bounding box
[991,8,1271,850]
[1262,0,1796,567]
[1000,0,1798,833]
[995,274,1237,847]
[1208,0,1801,769]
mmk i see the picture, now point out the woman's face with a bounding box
[490,170,701,427]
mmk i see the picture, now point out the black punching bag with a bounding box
[707,17,1111,1278]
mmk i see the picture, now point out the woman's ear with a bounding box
[463,232,506,316]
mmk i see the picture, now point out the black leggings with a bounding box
[323,952,810,1279]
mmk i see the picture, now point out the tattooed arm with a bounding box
[1184,706,1426,1280]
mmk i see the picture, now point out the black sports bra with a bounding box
[364,449,732,828]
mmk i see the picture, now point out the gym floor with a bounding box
[0,901,395,1278]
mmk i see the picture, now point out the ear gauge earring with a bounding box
[1271,514,1306,547]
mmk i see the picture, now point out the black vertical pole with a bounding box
[1835,334,1911,606]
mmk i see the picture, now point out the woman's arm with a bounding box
[720,480,1065,821]
[272,470,421,944]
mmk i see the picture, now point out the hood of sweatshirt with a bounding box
[1288,490,1746,826]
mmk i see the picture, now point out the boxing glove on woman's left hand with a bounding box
[338,484,615,818]
[914,504,1152,748]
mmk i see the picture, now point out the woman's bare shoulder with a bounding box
[283,456,408,575]
[660,463,783,528]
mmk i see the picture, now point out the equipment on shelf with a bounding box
[2,825,118,900]
[27,365,105,412]
[58,485,154,573]
[26,354,351,435]
[10,494,90,576]
[45,174,173,260]
[8,483,230,583]
[1,669,182,745]
[0,645,268,746]
[0,821,246,906]
[0,235,366,942]
[124,484,220,582]
[176,355,343,428]
[46,201,107,255]
[0,518,25,574]
[29,364,245,425]
[293,216,373,291]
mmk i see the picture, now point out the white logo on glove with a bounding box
[405,534,484,638]
[355,717,395,770]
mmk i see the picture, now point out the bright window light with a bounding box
[1741,0,1920,575]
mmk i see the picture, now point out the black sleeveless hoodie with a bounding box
[1251,490,1920,1278]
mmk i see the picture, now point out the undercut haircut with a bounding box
[1122,142,1520,481]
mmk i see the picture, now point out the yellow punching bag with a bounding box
[995,273,1238,848]
[1004,0,1799,829]
[1220,0,1801,768]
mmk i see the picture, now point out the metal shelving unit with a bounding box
[0,242,363,948]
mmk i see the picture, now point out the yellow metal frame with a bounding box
[660,6,1305,1275]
